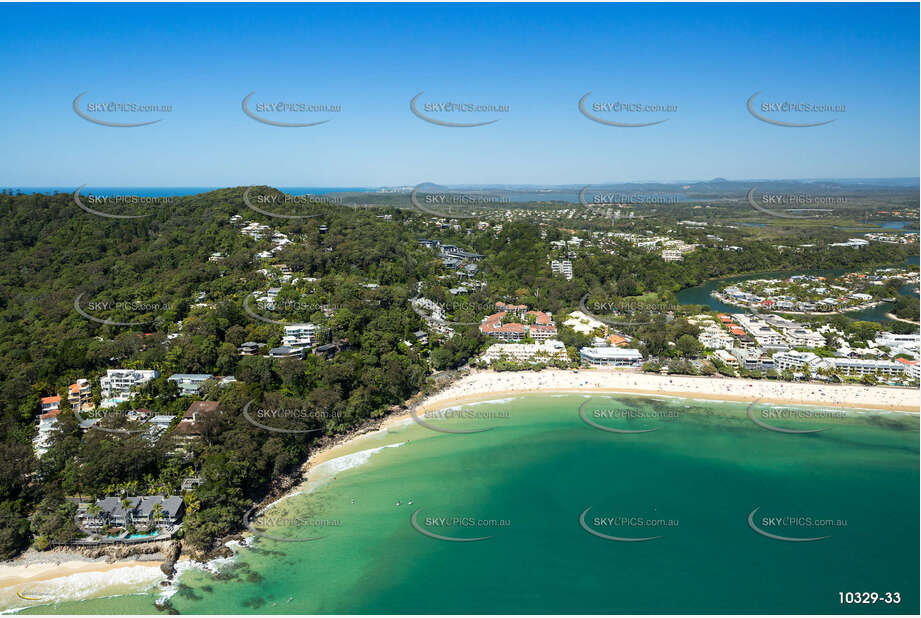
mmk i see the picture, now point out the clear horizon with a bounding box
[1,2,918,186]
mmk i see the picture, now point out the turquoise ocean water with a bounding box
[12,393,919,615]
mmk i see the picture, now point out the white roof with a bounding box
[581,347,642,359]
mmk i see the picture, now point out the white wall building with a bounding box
[482,340,568,365]
[550,260,573,280]
[699,327,734,350]
[785,327,826,348]
[580,347,643,367]
[283,323,318,347]
[772,350,821,372]
[100,369,159,398]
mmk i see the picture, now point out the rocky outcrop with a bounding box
[40,540,170,562]
[160,540,182,578]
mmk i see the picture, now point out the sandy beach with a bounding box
[300,368,919,473]
[0,558,158,589]
[4,368,917,609]
[411,368,920,414]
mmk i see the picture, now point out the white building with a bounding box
[785,327,826,348]
[829,238,869,248]
[714,349,738,367]
[772,350,821,373]
[580,347,643,367]
[550,260,573,280]
[100,369,159,399]
[734,314,785,347]
[699,327,734,350]
[661,249,683,262]
[820,358,909,377]
[482,340,568,365]
[283,323,318,347]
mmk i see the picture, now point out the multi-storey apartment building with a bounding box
[100,369,159,399]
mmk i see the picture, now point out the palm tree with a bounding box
[85,503,103,532]
[151,502,164,530]
[120,496,133,528]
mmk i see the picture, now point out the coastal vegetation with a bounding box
[0,188,916,559]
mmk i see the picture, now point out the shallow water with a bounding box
[13,394,919,614]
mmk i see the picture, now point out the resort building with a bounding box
[479,304,557,341]
[819,358,909,378]
[481,340,568,365]
[78,495,185,531]
[784,327,826,348]
[100,369,159,399]
[713,349,738,367]
[898,359,920,380]
[699,327,734,350]
[579,347,643,367]
[772,350,821,373]
[732,347,775,372]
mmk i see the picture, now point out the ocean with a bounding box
[9,394,919,615]
[3,187,373,197]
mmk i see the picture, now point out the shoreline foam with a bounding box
[3,368,916,611]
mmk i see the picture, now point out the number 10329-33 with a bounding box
[839,592,900,604]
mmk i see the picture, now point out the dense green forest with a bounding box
[0,188,916,559]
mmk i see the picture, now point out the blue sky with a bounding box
[0,2,918,187]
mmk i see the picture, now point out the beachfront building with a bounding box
[579,347,643,367]
[733,314,786,347]
[283,323,318,347]
[479,303,558,341]
[819,358,909,378]
[481,340,568,365]
[698,326,734,350]
[772,350,821,373]
[732,347,775,372]
[899,359,920,381]
[78,495,185,531]
[168,374,214,396]
[713,349,739,367]
[100,369,159,399]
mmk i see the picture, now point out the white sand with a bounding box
[413,368,920,414]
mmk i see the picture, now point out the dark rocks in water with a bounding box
[246,571,264,583]
[160,540,182,578]
[242,596,266,609]
[154,598,178,614]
